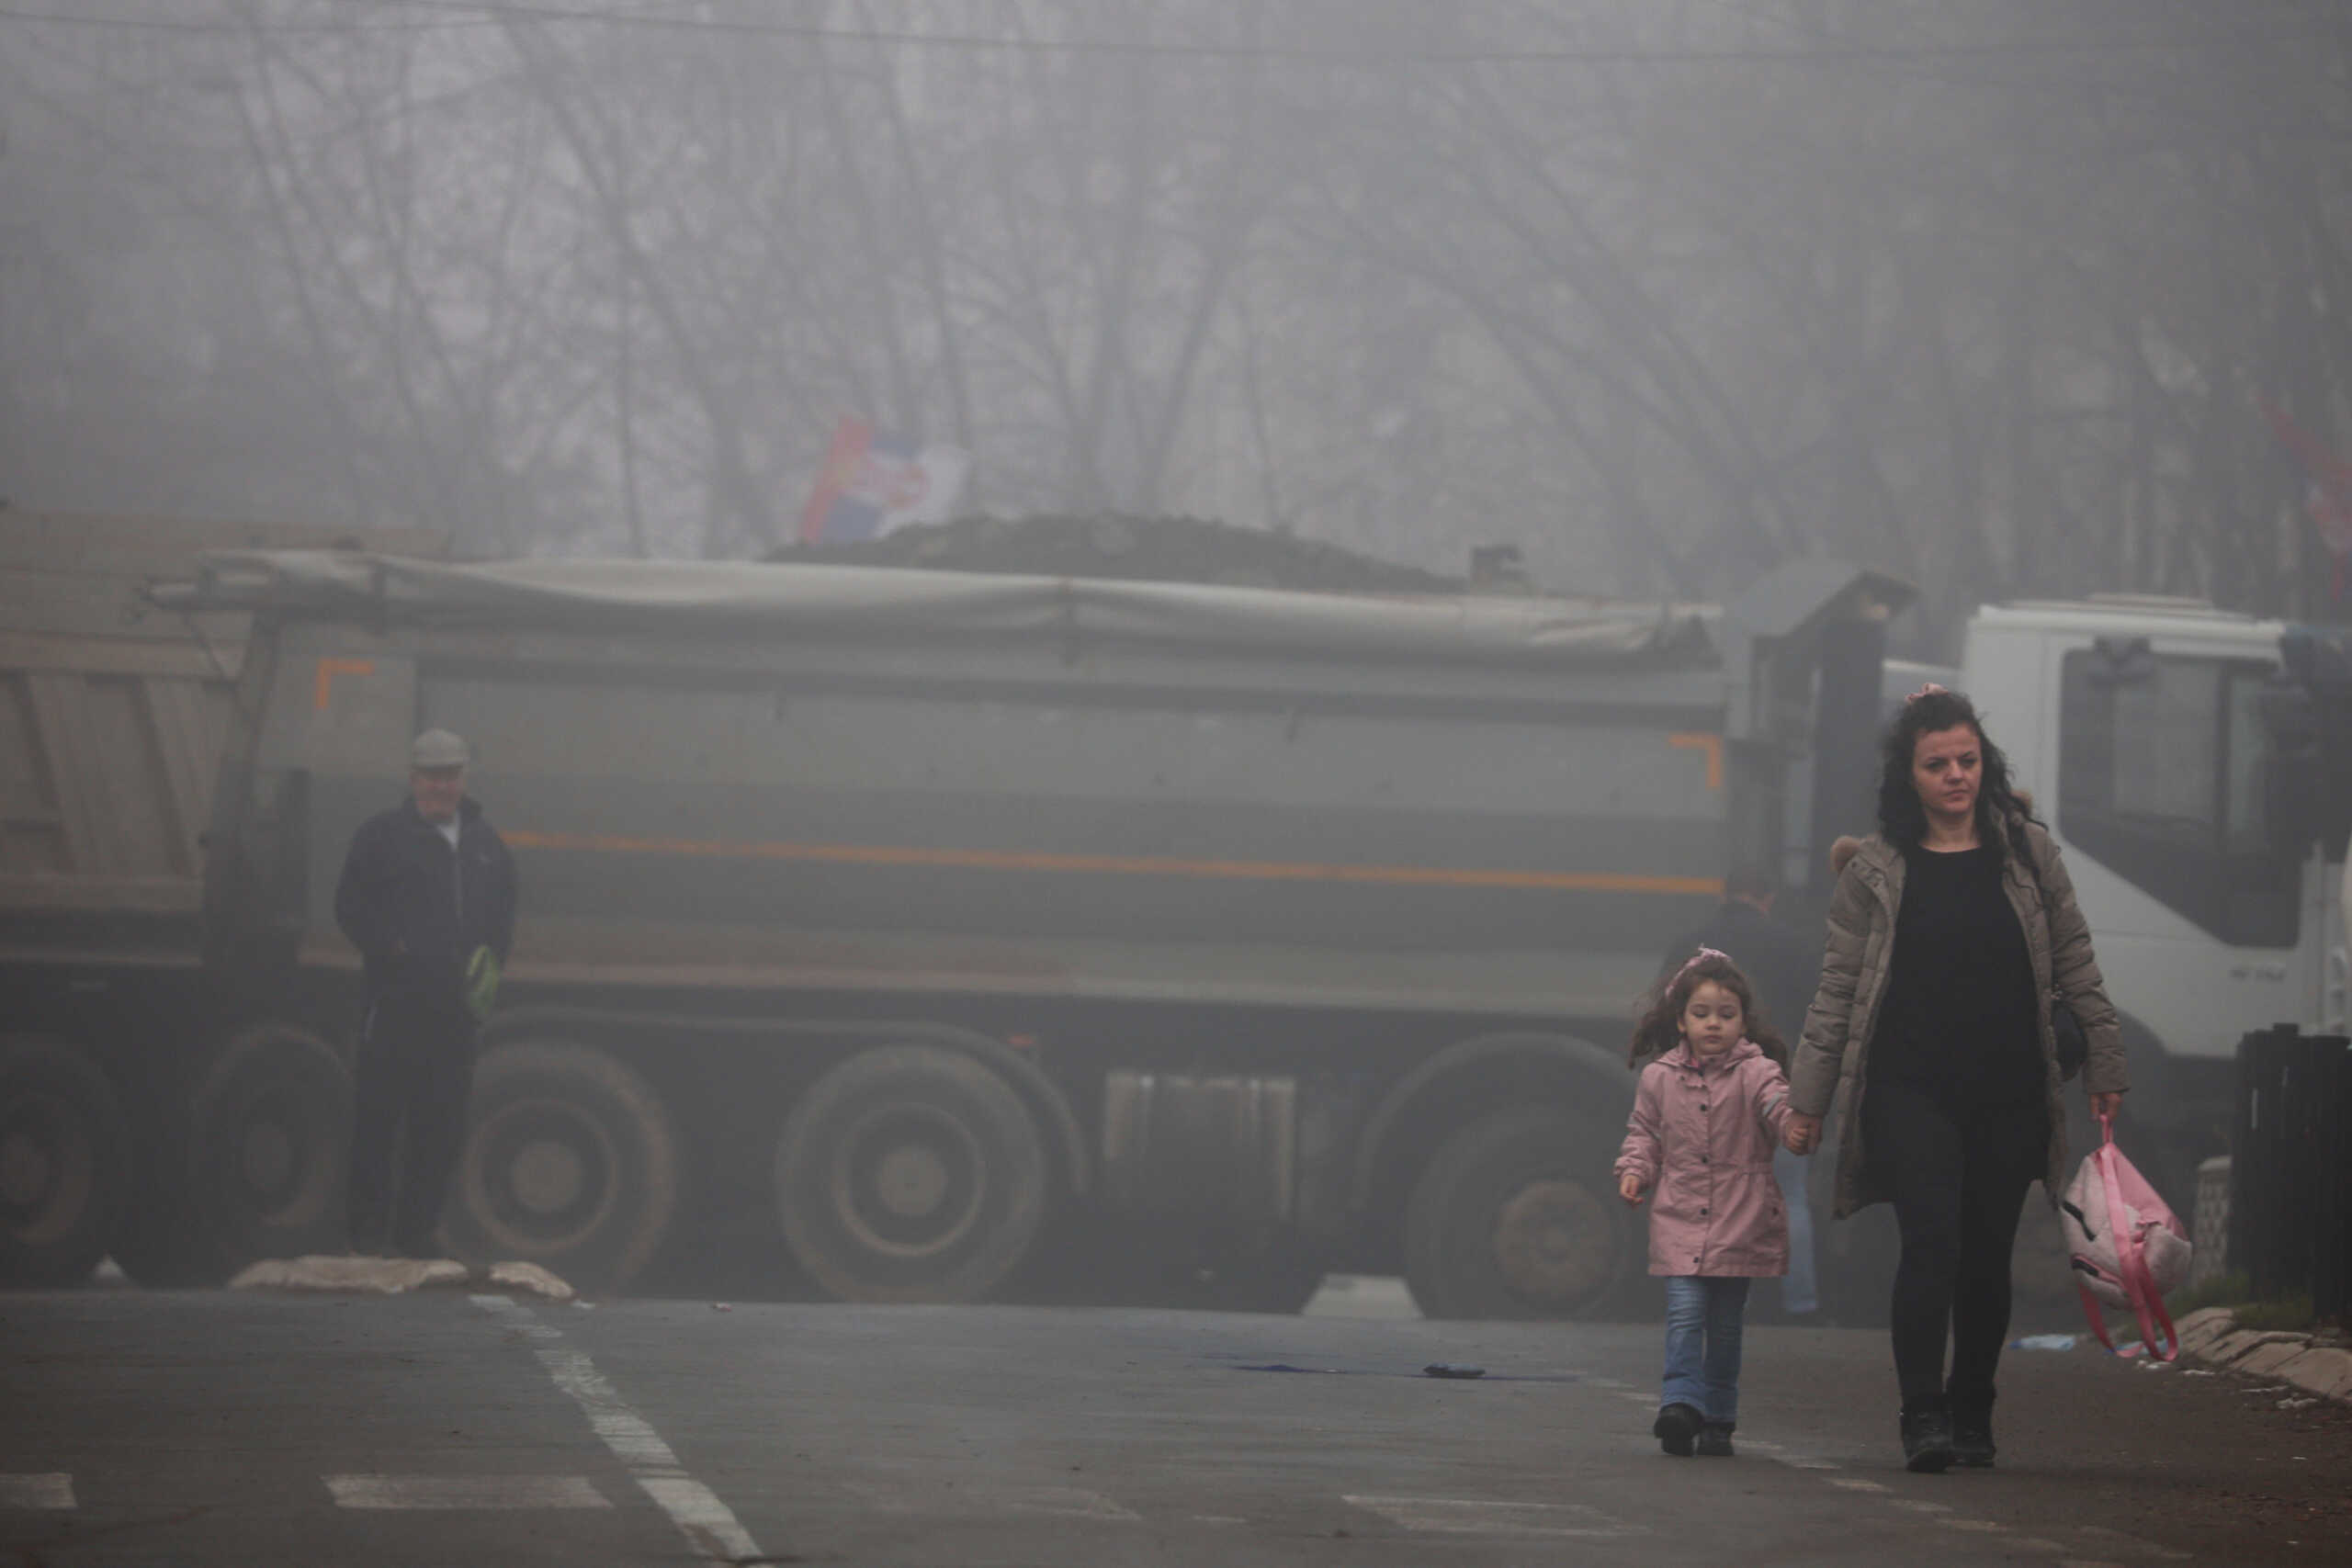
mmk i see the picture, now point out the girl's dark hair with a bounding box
[1875,687,2041,865]
[1630,951,1791,1070]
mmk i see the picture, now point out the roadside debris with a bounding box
[229,1256,469,1294]
[227,1255,574,1300]
[483,1260,574,1302]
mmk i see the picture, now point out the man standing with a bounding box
[1661,864,1822,1319]
[334,728,517,1259]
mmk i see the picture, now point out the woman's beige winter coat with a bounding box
[1788,818,2128,1218]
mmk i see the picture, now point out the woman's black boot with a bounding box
[1900,1399,1956,1473]
[1950,1402,1995,1468]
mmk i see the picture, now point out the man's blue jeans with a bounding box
[1662,1276,1751,1425]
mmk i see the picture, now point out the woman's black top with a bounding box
[1869,842,2044,1109]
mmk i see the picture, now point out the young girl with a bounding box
[1614,948,1796,1458]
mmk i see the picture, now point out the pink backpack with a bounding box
[2059,1114,2192,1360]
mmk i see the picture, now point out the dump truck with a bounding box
[12,516,2347,1316]
[3,545,1888,1311]
[0,513,445,1288]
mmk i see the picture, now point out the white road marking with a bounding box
[842,1480,1140,1521]
[1798,1452,2208,1563]
[1773,1453,1841,1470]
[1795,1454,2196,1563]
[471,1295,766,1564]
[325,1475,609,1510]
[0,1474,74,1510]
[533,1341,683,1471]
[959,1484,1141,1521]
[1345,1495,1645,1538]
[1616,1392,1657,1404]
[639,1472,778,1548]
[2074,1526,2191,1561]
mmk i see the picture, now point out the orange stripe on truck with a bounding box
[313,657,376,710]
[1668,731,1724,790]
[500,829,1721,897]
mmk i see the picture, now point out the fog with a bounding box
[3,0,2347,645]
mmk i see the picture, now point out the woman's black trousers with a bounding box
[1861,1080,2048,1409]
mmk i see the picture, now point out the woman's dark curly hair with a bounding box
[1876,687,2041,865]
[1629,950,1791,1070]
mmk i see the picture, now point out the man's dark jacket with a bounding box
[1661,899,1821,1043]
[334,796,518,1010]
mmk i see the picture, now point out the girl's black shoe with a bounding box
[1696,1421,1736,1458]
[1653,1403,1702,1457]
[1951,1406,1995,1468]
[1900,1403,1957,1473]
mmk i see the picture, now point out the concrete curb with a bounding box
[2174,1305,2352,1402]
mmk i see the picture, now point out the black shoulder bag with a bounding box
[2023,839,2089,1081]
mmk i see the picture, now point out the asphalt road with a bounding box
[4,1280,2347,1567]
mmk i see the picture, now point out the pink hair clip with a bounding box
[1905,682,1950,704]
[1676,945,1731,977]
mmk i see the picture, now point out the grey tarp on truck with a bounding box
[165,549,1719,670]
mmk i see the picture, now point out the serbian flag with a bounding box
[2259,394,2352,599]
[798,416,971,545]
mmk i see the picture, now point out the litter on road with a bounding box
[226,1255,575,1300]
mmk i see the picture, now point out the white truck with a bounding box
[1905,595,2351,1210]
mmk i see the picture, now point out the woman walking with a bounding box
[1783,686,2127,1472]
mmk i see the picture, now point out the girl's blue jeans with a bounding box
[1662,1276,1751,1425]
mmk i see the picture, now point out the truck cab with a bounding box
[1956,597,2350,1190]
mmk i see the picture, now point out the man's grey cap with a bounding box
[411,728,471,769]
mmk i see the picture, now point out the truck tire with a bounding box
[447,1041,678,1294]
[774,1044,1047,1303]
[0,1036,130,1286]
[1400,1106,1634,1320]
[187,1026,352,1275]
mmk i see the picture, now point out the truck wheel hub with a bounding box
[832,1105,983,1258]
[512,1140,589,1215]
[1492,1179,1610,1305]
[471,1096,619,1244]
[876,1145,950,1219]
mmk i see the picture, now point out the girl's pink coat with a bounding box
[1612,1038,1794,1277]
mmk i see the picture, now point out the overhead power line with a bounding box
[0,2,2333,67]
